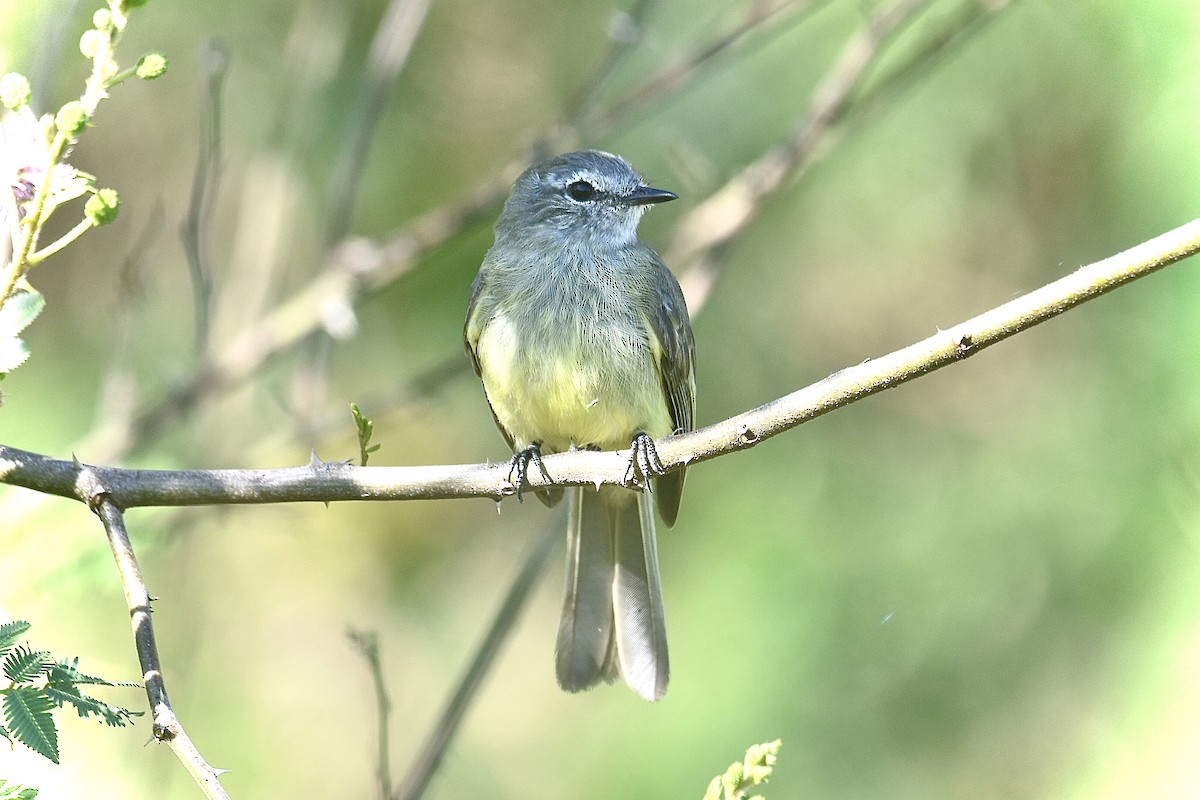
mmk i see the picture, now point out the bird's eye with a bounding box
[566,180,596,202]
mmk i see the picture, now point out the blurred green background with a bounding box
[3,0,1200,797]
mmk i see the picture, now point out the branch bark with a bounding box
[88,492,232,800]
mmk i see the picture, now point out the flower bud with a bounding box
[55,101,89,138]
[0,73,31,110]
[79,28,108,58]
[85,188,120,226]
[135,53,168,80]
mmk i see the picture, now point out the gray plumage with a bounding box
[464,150,695,701]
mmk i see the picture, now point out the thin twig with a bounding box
[85,490,232,800]
[181,40,229,352]
[394,519,561,800]
[564,0,660,125]
[292,0,434,434]
[325,0,434,244]
[846,0,1018,128]
[588,0,825,134]
[348,629,394,800]
[6,216,1197,506]
[668,0,935,309]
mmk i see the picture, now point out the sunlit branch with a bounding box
[88,494,232,800]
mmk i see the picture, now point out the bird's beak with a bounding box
[625,185,678,206]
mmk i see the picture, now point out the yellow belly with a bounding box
[476,313,671,452]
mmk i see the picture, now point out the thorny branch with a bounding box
[87,491,232,800]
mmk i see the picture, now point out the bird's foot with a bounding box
[622,432,664,491]
[508,444,551,502]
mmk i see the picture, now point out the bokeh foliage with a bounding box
[2,0,1199,798]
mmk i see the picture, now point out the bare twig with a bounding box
[669,0,935,309]
[325,0,434,243]
[846,0,1017,127]
[73,172,506,463]
[181,40,229,352]
[564,0,660,125]
[85,490,231,800]
[588,0,825,134]
[394,519,561,800]
[348,629,394,800]
[6,216,1197,506]
[292,0,433,432]
[654,215,1200,471]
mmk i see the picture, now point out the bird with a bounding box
[464,149,695,701]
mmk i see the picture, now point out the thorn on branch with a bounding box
[307,450,353,470]
[76,466,110,510]
[739,426,760,445]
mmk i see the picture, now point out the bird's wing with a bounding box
[644,250,696,527]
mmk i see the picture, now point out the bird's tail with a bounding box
[555,485,669,701]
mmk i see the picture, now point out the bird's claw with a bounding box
[623,432,664,491]
[508,444,551,502]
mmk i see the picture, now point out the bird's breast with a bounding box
[475,290,670,452]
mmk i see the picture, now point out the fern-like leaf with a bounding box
[46,657,115,687]
[0,291,44,375]
[2,687,59,764]
[0,778,40,800]
[44,683,140,727]
[0,620,32,657]
[3,645,52,682]
[0,290,44,338]
[349,402,383,465]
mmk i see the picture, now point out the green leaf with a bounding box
[47,656,115,686]
[3,687,59,763]
[0,620,32,656]
[0,778,40,800]
[44,684,140,727]
[0,336,32,374]
[40,657,142,728]
[702,740,781,800]
[349,402,379,465]
[0,289,44,337]
[2,645,51,682]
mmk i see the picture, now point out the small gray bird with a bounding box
[464,150,695,701]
